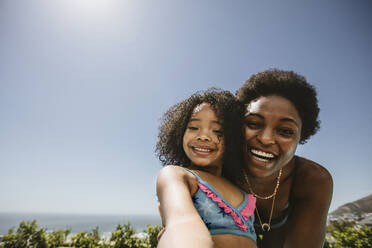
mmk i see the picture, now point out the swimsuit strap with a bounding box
[289,156,299,203]
[184,168,203,182]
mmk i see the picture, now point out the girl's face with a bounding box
[244,95,302,179]
[183,103,225,169]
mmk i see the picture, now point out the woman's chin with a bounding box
[245,156,277,177]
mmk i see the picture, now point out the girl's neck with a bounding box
[189,164,222,176]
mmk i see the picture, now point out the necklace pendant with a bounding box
[261,223,271,232]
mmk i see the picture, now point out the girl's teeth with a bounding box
[194,147,211,152]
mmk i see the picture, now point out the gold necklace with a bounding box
[242,168,282,232]
[243,168,282,200]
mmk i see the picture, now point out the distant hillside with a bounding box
[330,194,372,216]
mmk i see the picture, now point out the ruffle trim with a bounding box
[240,194,256,220]
[198,182,256,232]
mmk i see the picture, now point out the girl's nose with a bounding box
[197,134,210,142]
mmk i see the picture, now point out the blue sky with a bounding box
[0,0,371,215]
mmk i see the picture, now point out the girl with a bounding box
[155,88,257,248]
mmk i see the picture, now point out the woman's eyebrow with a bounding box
[244,113,263,118]
[280,117,300,127]
[245,113,299,127]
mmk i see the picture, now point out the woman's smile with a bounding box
[244,95,302,178]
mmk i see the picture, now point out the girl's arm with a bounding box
[156,166,215,248]
[283,160,333,248]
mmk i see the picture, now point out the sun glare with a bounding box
[57,0,125,19]
[69,0,115,14]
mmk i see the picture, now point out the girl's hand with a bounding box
[156,166,214,248]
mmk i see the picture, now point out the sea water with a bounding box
[0,212,161,237]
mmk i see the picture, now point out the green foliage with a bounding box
[0,220,48,248]
[324,221,372,248]
[143,224,162,248]
[0,220,162,248]
[70,226,101,248]
[47,229,70,248]
[110,222,147,248]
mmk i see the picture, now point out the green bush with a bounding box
[0,220,47,248]
[143,224,162,248]
[70,226,101,248]
[0,220,162,248]
[324,221,372,248]
[47,229,70,248]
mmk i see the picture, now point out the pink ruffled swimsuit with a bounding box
[186,169,257,242]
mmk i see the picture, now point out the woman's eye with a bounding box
[278,128,295,137]
[246,122,261,129]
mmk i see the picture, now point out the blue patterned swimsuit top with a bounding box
[186,169,257,243]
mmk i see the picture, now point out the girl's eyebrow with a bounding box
[188,118,201,122]
[189,118,221,125]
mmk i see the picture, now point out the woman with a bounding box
[236,69,333,248]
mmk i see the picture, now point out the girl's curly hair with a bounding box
[155,88,245,183]
[236,69,320,144]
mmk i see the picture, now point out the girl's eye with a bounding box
[278,128,295,137]
[187,126,198,131]
[213,130,223,137]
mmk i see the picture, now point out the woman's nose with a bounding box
[257,129,275,145]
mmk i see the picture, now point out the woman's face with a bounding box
[244,95,302,179]
[183,103,225,168]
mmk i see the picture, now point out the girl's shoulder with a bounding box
[157,165,199,194]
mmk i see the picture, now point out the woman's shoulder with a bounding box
[296,156,332,182]
[294,156,333,198]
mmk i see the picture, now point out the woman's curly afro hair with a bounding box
[236,69,320,144]
[155,88,245,183]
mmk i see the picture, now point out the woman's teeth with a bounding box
[250,149,275,161]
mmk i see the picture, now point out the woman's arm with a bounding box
[284,160,333,248]
[156,166,215,248]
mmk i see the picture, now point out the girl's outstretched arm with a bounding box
[156,166,215,248]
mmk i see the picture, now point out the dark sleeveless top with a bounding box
[254,156,299,230]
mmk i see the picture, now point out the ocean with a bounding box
[0,212,161,237]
